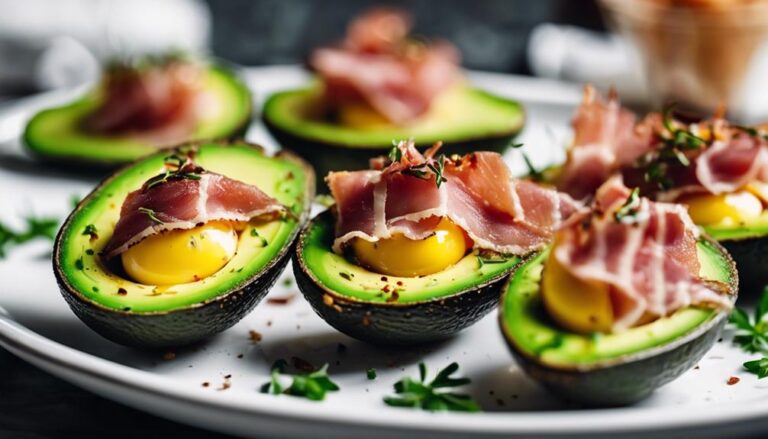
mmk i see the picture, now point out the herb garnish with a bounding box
[250,229,268,246]
[367,368,377,380]
[0,215,59,258]
[744,357,768,379]
[260,359,340,401]
[389,142,403,162]
[729,287,768,354]
[383,362,480,412]
[613,187,647,224]
[476,255,509,269]
[510,142,542,182]
[82,224,98,238]
[145,153,202,190]
[138,207,164,224]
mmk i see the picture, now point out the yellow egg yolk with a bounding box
[541,249,614,333]
[681,190,763,227]
[351,218,468,277]
[121,221,238,285]
[337,103,394,129]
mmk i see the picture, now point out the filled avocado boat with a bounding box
[263,8,524,183]
[500,177,737,406]
[543,85,768,294]
[53,141,313,348]
[293,140,579,345]
[25,55,252,167]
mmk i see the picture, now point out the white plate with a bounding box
[0,66,766,439]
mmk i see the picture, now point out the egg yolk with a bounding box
[351,218,468,277]
[337,103,394,129]
[541,249,614,333]
[680,190,763,227]
[121,221,238,285]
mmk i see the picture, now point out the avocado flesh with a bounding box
[500,238,736,405]
[54,142,313,347]
[25,66,251,165]
[263,85,524,188]
[293,210,521,345]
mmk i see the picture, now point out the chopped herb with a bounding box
[522,153,542,182]
[744,357,768,379]
[260,359,340,401]
[427,155,448,188]
[282,277,294,287]
[508,141,524,149]
[82,224,98,237]
[729,286,768,354]
[388,143,403,162]
[85,249,94,255]
[339,271,353,281]
[367,368,377,380]
[249,228,268,246]
[613,187,646,224]
[75,257,84,270]
[145,153,203,189]
[383,362,480,412]
[137,207,163,224]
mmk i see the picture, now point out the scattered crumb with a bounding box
[266,320,273,327]
[217,380,231,391]
[267,293,296,305]
[202,382,210,388]
[224,374,232,379]
[249,330,263,343]
[694,365,701,370]
[727,376,740,385]
[292,356,315,373]
[162,352,176,361]
[717,338,724,343]
[237,354,244,359]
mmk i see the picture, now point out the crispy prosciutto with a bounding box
[553,177,732,331]
[559,86,768,202]
[83,60,206,146]
[310,8,460,124]
[327,140,580,255]
[102,156,285,259]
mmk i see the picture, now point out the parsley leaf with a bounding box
[0,215,59,258]
[729,286,768,354]
[613,187,647,224]
[383,362,480,412]
[388,143,403,162]
[744,357,768,379]
[137,207,164,224]
[260,359,340,401]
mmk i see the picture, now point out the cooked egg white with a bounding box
[351,218,468,277]
[122,221,238,285]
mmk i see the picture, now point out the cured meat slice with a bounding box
[310,8,460,124]
[103,159,285,258]
[553,177,732,331]
[327,140,580,255]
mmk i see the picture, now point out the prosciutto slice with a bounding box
[327,140,580,255]
[310,8,460,124]
[84,61,206,146]
[102,159,285,259]
[553,177,732,331]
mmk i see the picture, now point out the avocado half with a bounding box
[53,141,314,348]
[293,210,521,345]
[263,86,524,186]
[25,65,252,167]
[499,238,737,406]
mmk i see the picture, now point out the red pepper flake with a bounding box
[285,171,295,180]
[248,330,262,343]
[380,276,388,282]
[217,380,231,391]
[117,288,127,296]
[727,376,740,385]
[267,293,296,305]
[162,352,176,361]
[381,284,390,293]
[292,356,315,373]
[396,281,404,286]
[386,291,399,303]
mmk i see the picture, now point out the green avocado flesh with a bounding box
[301,213,520,304]
[25,66,251,164]
[57,143,307,313]
[501,239,732,366]
[263,85,524,148]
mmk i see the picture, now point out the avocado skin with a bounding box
[53,142,314,348]
[501,311,727,406]
[499,238,737,406]
[293,210,510,345]
[263,116,517,192]
[720,237,768,296]
[54,250,289,349]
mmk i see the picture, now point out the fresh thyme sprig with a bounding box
[383,362,480,412]
[613,187,646,224]
[260,359,340,401]
[0,215,59,258]
[729,287,768,354]
[145,153,202,190]
[509,141,542,182]
[137,207,164,224]
[401,155,448,189]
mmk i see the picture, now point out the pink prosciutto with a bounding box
[84,61,206,146]
[102,160,285,259]
[327,140,580,255]
[310,8,460,124]
[553,177,732,331]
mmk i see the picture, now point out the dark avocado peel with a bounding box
[53,141,314,348]
[25,65,252,168]
[293,210,521,345]
[499,238,737,406]
[263,86,524,187]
